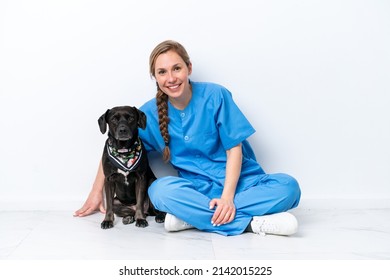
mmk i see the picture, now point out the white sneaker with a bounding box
[164,213,194,232]
[251,212,298,236]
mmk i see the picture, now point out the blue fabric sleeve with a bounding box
[215,86,256,150]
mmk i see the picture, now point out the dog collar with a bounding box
[106,138,143,172]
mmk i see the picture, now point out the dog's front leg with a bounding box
[101,179,115,229]
[134,173,148,227]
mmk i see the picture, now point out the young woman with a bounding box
[75,40,301,236]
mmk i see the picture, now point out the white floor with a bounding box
[1,206,390,260]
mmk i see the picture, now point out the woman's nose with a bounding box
[167,71,176,82]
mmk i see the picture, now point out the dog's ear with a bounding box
[135,107,147,129]
[98,109,110,134]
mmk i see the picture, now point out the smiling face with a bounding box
[153,50,192,109]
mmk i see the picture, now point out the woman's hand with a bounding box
[209,198,236,226]
[74,160,106,217]
[73,189,105,217]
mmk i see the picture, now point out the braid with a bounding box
[150,40,191,162]
[156,86,171,162]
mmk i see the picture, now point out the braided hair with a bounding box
[149,40,191,162]
[156,85,170,161]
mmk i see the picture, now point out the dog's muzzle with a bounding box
[116,123,132,141]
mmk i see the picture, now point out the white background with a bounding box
[1,0,389,209]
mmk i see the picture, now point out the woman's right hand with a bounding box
[73,188,105,217]
[74,160,106,217]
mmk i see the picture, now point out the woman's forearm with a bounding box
[222,143,242,200]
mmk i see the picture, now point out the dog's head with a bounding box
[98,106,146,142]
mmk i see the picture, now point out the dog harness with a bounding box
[106,138,143,172]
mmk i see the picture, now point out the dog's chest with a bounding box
[117,169,131,185]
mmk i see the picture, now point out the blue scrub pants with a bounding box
[148,173,301,236]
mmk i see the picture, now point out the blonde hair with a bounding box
[149,40,191,162]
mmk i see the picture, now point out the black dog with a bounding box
[98,106,165,229]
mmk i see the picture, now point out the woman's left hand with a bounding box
[209,198,236,226]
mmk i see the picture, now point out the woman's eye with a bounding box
[174,66,181,71]
[158,70,166,75]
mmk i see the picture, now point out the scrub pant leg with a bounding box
[148,173,301,236]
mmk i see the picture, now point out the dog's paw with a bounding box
[101,220,114,229]
[155,213,166,223]
[122,216,135,225]
[135,219,149,228]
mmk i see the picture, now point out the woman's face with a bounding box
[154,50,192,109]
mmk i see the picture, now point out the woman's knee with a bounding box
[148,176,188,202]
[269,173,301,201]
[278,173,301,204]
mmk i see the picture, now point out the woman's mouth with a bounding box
[167,84,181,90]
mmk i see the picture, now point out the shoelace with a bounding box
[253,220,279,236]
[181,221,192,228]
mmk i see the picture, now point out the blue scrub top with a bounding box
[139,81,265,192]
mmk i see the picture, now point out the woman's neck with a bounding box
[169,85,192,110]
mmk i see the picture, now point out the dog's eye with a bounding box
[123,115,134,122]
[111,116,120,123]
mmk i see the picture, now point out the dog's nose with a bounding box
[116,123,132,140]
[118,126,128,134]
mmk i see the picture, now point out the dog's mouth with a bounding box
[117,136,131,141]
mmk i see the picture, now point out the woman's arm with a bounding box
[73,160,106,217]
[209,143,242,226]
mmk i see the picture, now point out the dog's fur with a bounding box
[98,106,165,229]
